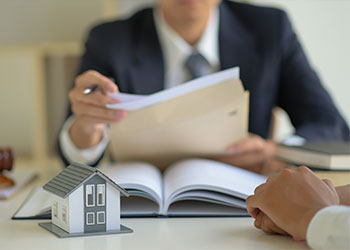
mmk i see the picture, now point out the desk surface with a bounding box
[1,159,349,250]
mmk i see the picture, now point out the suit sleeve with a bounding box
[57,26,114,167]
[277,12,349,141]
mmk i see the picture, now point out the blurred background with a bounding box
[0,0,349,161]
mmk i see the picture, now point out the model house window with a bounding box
[62,205,67,223]
[53,201,58,218]
[97,211,105,224]
[97,184,105,206]
[86,184,95,207]
[86,212,95,225]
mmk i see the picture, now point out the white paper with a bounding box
[13,187,51,218]
[107,67,239,111]
[172,190,246,208]
[98,162,163,206]
[108,93,146,103]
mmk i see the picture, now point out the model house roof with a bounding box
[43,162,129,198]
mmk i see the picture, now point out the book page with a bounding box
[121,196,160,217]
[98,162,163,207]
[12,187,51,219]
[166,200,248,217]
[171,190,246,208]
[162,158,266,213]
[108,93,146,104]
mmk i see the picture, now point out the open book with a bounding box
[101,158,266,217]
[12,159,266,219]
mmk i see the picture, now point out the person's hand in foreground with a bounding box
[213,134,286,174]
[246,166,340,241]
[69,70,126,149]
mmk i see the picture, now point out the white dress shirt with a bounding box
[59,7,220,165]
[155,7,220,88]
[307,205,350,250]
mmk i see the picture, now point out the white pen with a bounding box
[83,85,102,95]
[83,78,115,95]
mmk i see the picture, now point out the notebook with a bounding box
[276,141,350,170]
[12,159,267,219]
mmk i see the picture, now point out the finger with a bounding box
[260,213,289,235]
[296,166,313,174]
[322,179,335,190]
[228,134,265,154]
[246,194,261,216]
[254,183,266,195]
[254,209,263,229]
[70,89,120,108]
[73,102,126,122]
[249,207,260,219]
[322,179,338,195]
[75,70,118,93]
[265,173,280,184]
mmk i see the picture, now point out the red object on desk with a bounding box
[0,148,15,189]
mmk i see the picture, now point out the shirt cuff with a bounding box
[306,205,350,250]
[58,116,110,165]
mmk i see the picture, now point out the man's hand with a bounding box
[336,184,350,205]
[213,134,286,174]
[69,70,126,149]
[246,167,340,241]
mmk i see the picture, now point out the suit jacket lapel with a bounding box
[129,9,165,94]
[219,2,256,88]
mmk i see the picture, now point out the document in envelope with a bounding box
[107,67,249,169]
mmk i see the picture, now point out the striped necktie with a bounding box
[185,52,212,80]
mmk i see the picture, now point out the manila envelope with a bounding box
[109,78,249,169]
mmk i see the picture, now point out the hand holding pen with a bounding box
[68,70,126,149]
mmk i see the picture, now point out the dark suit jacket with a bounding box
[58,0,350,166]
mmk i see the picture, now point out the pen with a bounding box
[83,85,102,95]
[83,77,115,95]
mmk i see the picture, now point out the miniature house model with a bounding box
[39,162,132,238]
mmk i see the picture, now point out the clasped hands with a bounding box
[246,166,350,241]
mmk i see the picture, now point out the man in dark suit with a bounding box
[58,0,349,172]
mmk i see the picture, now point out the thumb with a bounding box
[322,179,335,190]
[100,77,118,94]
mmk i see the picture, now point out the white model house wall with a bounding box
[106,183,120,231]
[51,194,69,233]
[68,185,84,233]
[50,185,84,233]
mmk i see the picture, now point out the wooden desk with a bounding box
[1,159,348,250]
[315,171,350,186]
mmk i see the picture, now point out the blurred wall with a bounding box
[0,0,117,44]
[0,0,118,158]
